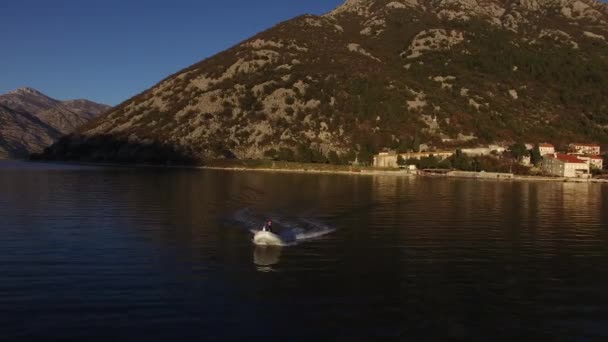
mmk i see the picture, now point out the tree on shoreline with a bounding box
[510,142,528,161]
[530,144,542,166]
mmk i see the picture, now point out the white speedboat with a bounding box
[253,230,284,246]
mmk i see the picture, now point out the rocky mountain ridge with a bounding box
[0,88,109,159]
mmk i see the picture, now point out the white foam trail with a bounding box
[294,228,336,241]
[232,208,260,233]
[294,218,336,241]
[272,217,336,242]
[231,208,336,245]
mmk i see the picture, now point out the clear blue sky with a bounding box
[0,0,343,105]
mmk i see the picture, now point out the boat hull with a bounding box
[253,231,284,246]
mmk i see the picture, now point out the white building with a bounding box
[461,145,506,157]
[400,151,454,161]
[576,155,604,170]
[541,153,590,178]
[569,143,601,156]
[538,143,555,156]
[373,151,398,168]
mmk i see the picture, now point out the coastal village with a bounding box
[373,142,605,180]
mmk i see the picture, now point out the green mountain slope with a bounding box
[39,0,608,164]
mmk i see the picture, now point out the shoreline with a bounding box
[7,159,608,184]
[424,172,608,184]
[199,166,420,177]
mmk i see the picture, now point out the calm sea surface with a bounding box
[1,161,607,341]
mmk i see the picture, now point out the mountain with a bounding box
[0,88,109,134]
[0,88,110,159]
[0,105,59,159]
[39,0,608,164]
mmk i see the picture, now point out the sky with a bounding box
[0,0,343,105]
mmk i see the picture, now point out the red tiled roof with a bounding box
[539,143,554,148]
[590,156,604,160]
[553,153,587,164]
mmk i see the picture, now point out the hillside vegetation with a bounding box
[39,0,608,164]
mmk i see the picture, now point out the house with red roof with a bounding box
[541,153,591,178]
[576,155,604,170]
[538,143,555,156]
[569,143,601,156]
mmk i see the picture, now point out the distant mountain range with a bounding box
[0,88,109,159]
[38,0,608,164]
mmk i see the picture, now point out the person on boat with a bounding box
[263,219,273,232]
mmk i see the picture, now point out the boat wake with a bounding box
[231,208,336,246]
